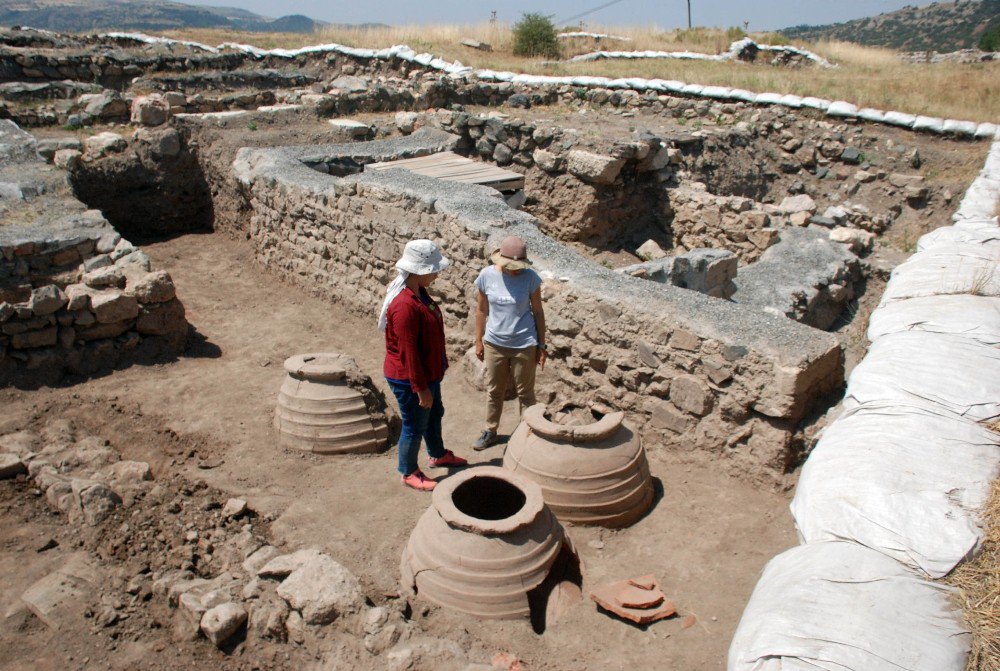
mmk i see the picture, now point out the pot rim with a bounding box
[522,404,625,443]
[283,352,354,381]
[433,465,545,535]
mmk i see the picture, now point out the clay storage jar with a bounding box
[503,404,654,528]
[274,352,389,454]
[400,466,565,619]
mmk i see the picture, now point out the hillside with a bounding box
[0,0,323,33]
[781,0,1000,52]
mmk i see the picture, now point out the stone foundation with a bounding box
[232,130,843,482]
[0,121,189,386]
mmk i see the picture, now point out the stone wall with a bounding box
[0,121,189,386]
[232,130,843,483]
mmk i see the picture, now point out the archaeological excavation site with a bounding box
[0,25,998,671]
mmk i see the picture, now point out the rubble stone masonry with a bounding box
[233,129,842,483]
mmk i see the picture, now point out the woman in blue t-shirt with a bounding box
[472,235,547,450]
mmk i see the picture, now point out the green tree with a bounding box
[979,24,1000,51]
[512,13,561,58]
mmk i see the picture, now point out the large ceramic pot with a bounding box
[400,466,565,619]
[274,352,390,454]
[503,404,654,528]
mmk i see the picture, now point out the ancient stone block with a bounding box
[83,131,126,157]
[276,554,364,625]
[566,150,625,185]
[778,194,817,215]
[28,285,66,316]
[669,329,701,352]
[670,375,714,416]
[201,603,248,647]
[11,326,57,349]
[130,94,170,126]
[90,290,139,323]
[649,401,694,434]
[53,149,81,170]
[129,270,176,304]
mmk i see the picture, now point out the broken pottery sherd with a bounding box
[503,404,654,528]
[589,575,677,625]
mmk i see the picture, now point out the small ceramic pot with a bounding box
[274,352,389,454]
[503,404,654,528]
[400,466,565,619]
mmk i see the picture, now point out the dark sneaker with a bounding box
[472,430,497,451]
[428,450,468,468]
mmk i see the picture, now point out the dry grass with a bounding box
[947,475,1000,671]
[156,25,1000,122]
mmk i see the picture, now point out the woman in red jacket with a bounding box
[379,239,467,491]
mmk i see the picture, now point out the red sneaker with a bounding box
[428,450,468,468]
[401,469,437,491]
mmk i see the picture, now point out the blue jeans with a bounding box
[386,378,446,476]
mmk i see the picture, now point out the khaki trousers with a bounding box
[484,341,537,432]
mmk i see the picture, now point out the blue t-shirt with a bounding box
[475,265,542,349]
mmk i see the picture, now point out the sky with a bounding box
[179,0,942,31]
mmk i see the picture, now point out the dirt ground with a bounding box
[0,230,799,670]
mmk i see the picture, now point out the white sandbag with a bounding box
[662,80,686,92]
[792,401,999,577]
[755,92,784,105]
[913,115,946,133]
[843,331,1000,421]
[625,77,650,90]
[943,119,978,137]
[701,85,732,99]
[868,293,1000,345]
[825,101,858,117]
[879,242,1000,304]
[681,83,704,95]
[857,107,885,122]
[975,122,998,139]
[917,223,1000,251]
[728,541,969,671]
[729,88,757,102]
[779,94,803,108]
[799,97,830,111]
[883,110,917,128]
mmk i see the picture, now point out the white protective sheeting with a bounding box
[917,223,1000,251]
[791,402,1000,577]
[843,331,1000,422]
[867,294,1000,345]
[728,541,970,671]
[878,241,1000,304]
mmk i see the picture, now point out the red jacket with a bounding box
[383,287,448,392]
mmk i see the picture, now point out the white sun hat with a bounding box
[395,239,450,275]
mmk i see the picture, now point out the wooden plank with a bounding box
[366,151,523,191]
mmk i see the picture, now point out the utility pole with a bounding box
[687,0,691,29]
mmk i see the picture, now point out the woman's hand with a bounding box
[417,387,433,409]
[475,340,485,361]
[536,346,547,371]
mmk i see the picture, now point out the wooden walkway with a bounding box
[366,151,524,192]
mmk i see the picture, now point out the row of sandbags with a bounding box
[729,138,1000,670]
[568,37,837,69]
[104,31,999,141]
